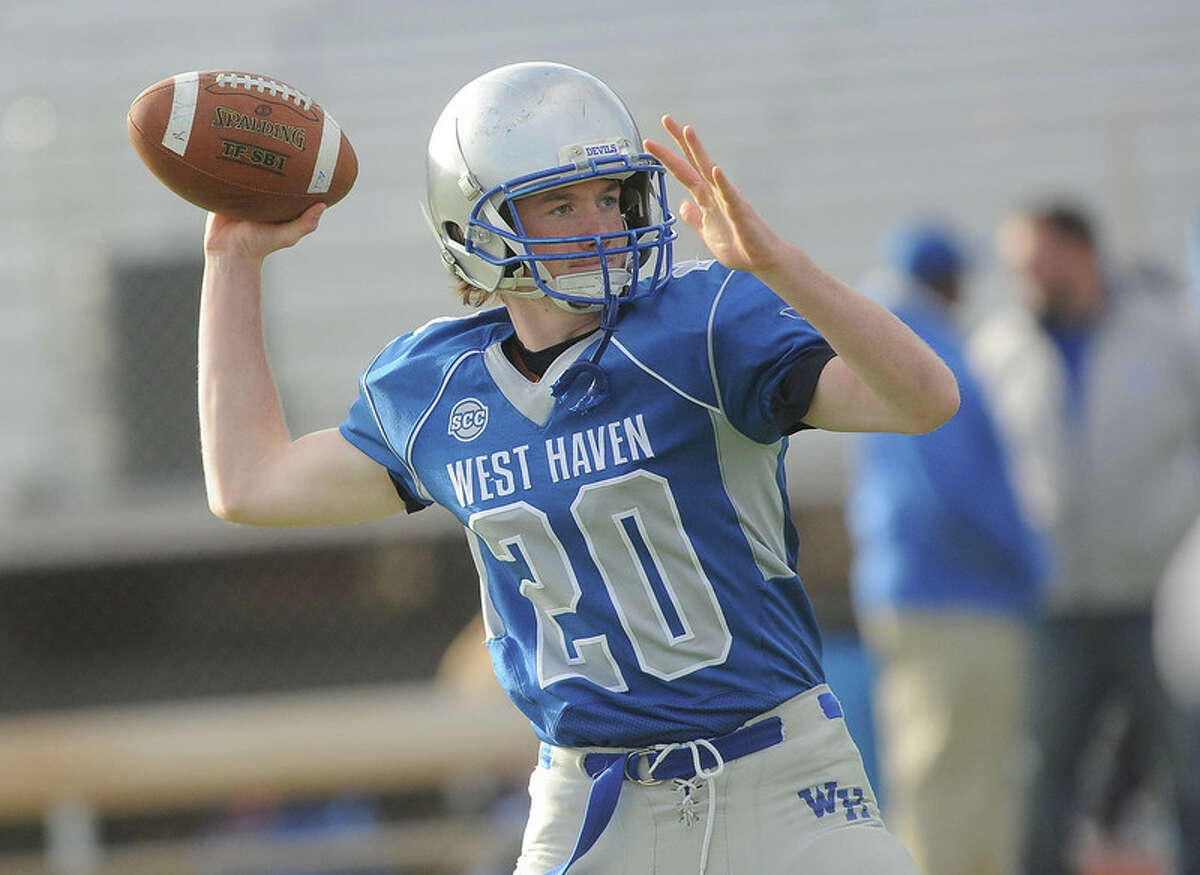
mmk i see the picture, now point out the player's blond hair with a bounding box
[455,279,496,309]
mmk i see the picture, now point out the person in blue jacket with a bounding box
[847,222,1050,875]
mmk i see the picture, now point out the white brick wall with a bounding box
[2,0,1198,558]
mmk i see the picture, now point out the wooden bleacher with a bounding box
[0,682,538,873]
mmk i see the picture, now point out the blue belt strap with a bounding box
[546,716,784,874]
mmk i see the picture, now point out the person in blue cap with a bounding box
[847,221,1051,875]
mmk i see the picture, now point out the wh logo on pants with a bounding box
[798,781,871,821]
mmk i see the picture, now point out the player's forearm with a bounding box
[757,246,960,433]
[198,253,293,519]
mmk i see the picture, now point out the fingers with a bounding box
[710,165,743,208]
[275,202,326,249]
[675,117,720,185]
[658,115,706,189]
[651,115,739,221]
[638,144,703,233]
[660,113,688,157]
[301,201,327,225]
[296,202,326,236]
[644,135,701,190]
[648,115,709,191]
[204,203,326,259]
[661,115,721,186]
[648,115,748,239]
[661,114,697,170]
[677,198,703,232]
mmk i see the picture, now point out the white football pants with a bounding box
[514,684,918,874]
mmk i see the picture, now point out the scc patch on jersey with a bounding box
[448,397,489,442]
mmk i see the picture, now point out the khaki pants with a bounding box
[863,610,1030,875]
[515,684,918,874]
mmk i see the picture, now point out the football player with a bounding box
[199,62,957,873]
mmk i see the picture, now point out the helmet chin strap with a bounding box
[493,267,622,414]
[501,254,635,415]
[497,266,632,311]
[547,267,632,302]
[550,292,622,415]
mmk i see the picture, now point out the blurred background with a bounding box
[1,0,1198,872]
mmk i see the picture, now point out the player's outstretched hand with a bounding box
[644,116,788,276]
[204,203,326,262]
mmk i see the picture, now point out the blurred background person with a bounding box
[1154,513,1200,712]
[972,202,1200,874]
[847,221,1051,875]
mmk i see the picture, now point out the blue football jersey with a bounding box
[341,260,829,747]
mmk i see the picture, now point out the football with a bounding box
[127,70,357,222]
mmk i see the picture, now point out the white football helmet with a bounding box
[423,62,676,312]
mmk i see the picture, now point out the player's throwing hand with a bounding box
[203,203,326,262]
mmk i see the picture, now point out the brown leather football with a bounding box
[127,70,357,222]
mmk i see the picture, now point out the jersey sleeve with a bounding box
[709,270,835,442]
[339,345,433,514]
[770,347,839,435]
